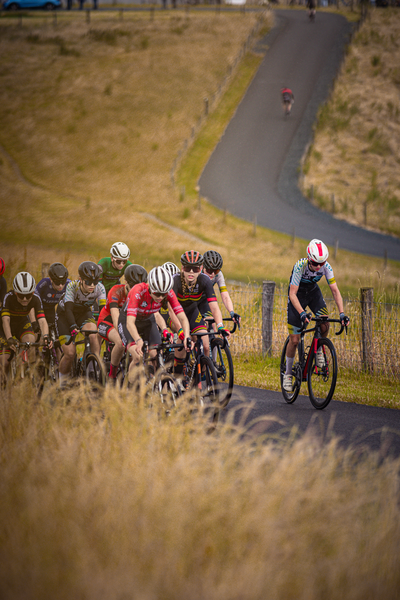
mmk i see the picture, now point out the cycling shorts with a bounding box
[0,319,34,355]
[197,298,212,320]
[287,286,329,335]
[282,93,292,104]
[98,315,115,341]
[118,315,161,349]
[55,309,95,346]
[183,303,207,335]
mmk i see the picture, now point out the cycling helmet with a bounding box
[48,262,69,285]
[162,261,180,276]
[307,239,329,264]
[124,264,148,287]
[78,261,103,284]
[13,272,36,295]
[203,250,223,272]
[180,250,203,267]
[110,242,130,260]
[0,258,5,277]
[148,266,173,295]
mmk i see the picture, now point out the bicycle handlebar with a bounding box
[204,316,238,334]
[300,316,347,336]
[65,329,99,346]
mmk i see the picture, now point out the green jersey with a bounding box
[98,257,133,293]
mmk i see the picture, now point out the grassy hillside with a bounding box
[0,6,399,296]
[303,7,400,238]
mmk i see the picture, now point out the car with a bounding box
[3,0,61,9]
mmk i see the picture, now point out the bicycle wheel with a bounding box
[280,336,301,404]
[211,338,234,408]
[85,354,105,386]
[196,356,220,425]
[154,372,182,414]
[307,338,337,410]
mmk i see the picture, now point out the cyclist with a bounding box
[118,266,191,382]
[281,87,294,116]
[283,239,350,393]
[98,264,148,381]
[0,272,51,384]
[56,261,106,385]
[171,251,230,372]
[0,258,6,308]
[34,263,70,331]
[200,250,241,328]
[98,242,133,294]
[162,261,180,278]
[307,0,316,20]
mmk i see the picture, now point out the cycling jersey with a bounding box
[57,280,106,328]
[205,270,228,294]
[35,277,71,323]
[281,88,294,103]
[289,259,335,291]
[172,273,217,310]
[98,257,133,293]
[0,291,45,344]
[0,276,7,307]
[120,282,183,321]
[98,283,128,322]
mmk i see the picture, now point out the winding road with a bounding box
[199,9,400,261]
[199,9,400,452]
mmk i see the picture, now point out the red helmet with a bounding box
[0,258,4,277]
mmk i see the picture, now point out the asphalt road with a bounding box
[222,385,400,457]
[199,9,400,261]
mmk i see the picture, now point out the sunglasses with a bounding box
[113,259,127,266]
[152,291,167,299]
[84,279,99,286]
[183,266,201,273]
[309,260,325,267]
[205,267,220,275]
[16,292,33,300]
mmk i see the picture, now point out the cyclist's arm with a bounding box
[37,315,50,339]
[220,290,234,314]
[166,307,181,333]
[288,283,304,316]
[126,314,142,344]
[110,306,120,331]
[209,300,230,338]
[329,282,344,315]
[2,314,12,341]
[155,311,168,331]
[175,310,190,341]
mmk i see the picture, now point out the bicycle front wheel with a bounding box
[280,336,301,404]
[211,338,234,409]
[85,354,105,386]
[307,338,337,410]
[154,372,182,414]
[188,356,219,426]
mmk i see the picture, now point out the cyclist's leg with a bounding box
[191,308,209,355]
[81,312,100,356]
[308,289,329,335]
[56,313,76,379]
[99,318,124,378]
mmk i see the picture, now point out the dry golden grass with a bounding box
[1,380,400,599]
[303,8,400,237]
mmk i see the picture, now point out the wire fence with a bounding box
[220,282,400,378]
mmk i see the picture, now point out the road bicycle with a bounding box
[280,316,347,410]
[181,331,220,425]
[67,329,105,385]
[205,317,236,409]
[6,339,48,394]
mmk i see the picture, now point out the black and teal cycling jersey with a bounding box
[289,259,335,291]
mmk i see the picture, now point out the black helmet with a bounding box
[124,264,147,287]
[203,250,223,272]
[78,261,102,284]
[180,250,203,267]
[48,262,69,285]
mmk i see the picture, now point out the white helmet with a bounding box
[307,239,329,263]
[148,267,173,295]
[13,271,36,295]
[162,261,180,277]
[110,242,130,260]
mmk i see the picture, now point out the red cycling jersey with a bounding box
[123,282,184,320]
[98,284,128,323]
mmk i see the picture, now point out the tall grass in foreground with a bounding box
[1,381,400,599]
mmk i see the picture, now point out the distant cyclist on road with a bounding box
[307,0,316,21]
[282,239,350,393]
[281,87,294,116]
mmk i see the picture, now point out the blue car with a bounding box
[3,0,61,8]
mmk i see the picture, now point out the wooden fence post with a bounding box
[262,281,276,356]
[360,287,374,373]
[42,263,50,279]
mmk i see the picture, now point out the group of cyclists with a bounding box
[0,237,349,395]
